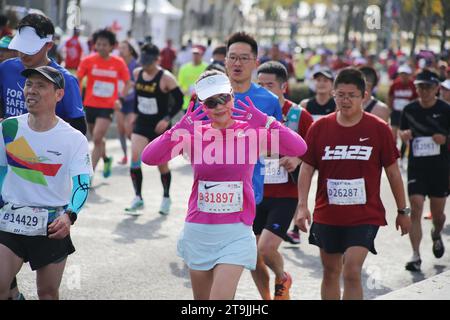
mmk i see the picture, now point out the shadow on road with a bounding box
[170,162,193,177]
[442,224,450,236]
[284,247,322,280]
[85,184,110,205]
[113,215,168,244]
[284,246,394,299]
[169,262,192,290]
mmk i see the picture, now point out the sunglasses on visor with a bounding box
[202,94,232,109]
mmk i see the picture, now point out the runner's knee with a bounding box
[322,265,341,280]
[37,285,59,300]
[342,267,361,284]
[257,241,278,258]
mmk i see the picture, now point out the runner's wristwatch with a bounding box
[65,210,77,225]
[397,207,411,215]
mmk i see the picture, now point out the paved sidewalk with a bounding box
[376,270,450,300]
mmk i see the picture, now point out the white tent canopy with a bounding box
[79,0,182,47]
[80,0,182,18]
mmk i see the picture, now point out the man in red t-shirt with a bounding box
[388,64,418,158]
[160,39,177,72]
[77,29,131,180]
[64,28,86,71]
[252,61,314,300]
[295,68,411,300]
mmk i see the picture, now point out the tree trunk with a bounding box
[441,0,450,52]
[143,0,149,38]
[343,1,355,51]
[130,0,137,36]
[376,0,387,53]
[217,0,225,41]
[179,0,188,44]
[410,0,425,57]
[336,0,344,51]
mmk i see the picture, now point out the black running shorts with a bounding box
[253,198,297,240]
[390,110,402,127]
[407,165,449,198]
[308,222,379,255]
[0,231,75,271]
[85,106,114,124]
[132,115,170,141]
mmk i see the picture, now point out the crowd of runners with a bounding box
[0,12,449,300]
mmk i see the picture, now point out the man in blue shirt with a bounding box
[225,32,282,205]
[0,13,86,134]
[225,31,290,300]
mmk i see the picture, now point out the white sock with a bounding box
[411,251,420,261]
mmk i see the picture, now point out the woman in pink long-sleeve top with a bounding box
[142,70,307,300]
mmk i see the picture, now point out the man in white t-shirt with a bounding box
[0,66,92,300]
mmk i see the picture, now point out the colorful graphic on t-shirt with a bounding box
[2,118,62,186]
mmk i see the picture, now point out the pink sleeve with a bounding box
[266,121,308,157]
[141,128,190,165]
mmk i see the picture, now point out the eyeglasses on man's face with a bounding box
[226,54,255,65]
[333,92,363,101]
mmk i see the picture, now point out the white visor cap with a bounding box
[441,79,450,90]
[9,26,53,55]
[195,74,232,101]
[398,64,412,74]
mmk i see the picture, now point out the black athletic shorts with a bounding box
[133,115,169,141]
[85,106,114,124]
[308,222,379,255]
[390,110,402,127]
[253,198,297,240]
[0,231,75,271]
[407,166,449,198]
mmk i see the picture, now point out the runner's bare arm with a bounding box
[295,162,314,232]
[372,103,391,123]
[299,99,309,109]
[384,161,411,236]
[121,80,133,98]
[399,129,412,142]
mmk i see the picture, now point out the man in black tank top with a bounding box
[300,68,336,121]
[359,66,390,122]
[125,44,184,216]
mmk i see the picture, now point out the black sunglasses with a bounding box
[202,94,232,109]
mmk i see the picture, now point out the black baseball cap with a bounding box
[413,69,440,85]
[21,66,65,89]
[313,68,334,80]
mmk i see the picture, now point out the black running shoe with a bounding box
[405,259,422,272]
[432,229,445,258]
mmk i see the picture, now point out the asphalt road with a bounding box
[15,139,450,300]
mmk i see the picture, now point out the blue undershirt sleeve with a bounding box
[0,165,6,207]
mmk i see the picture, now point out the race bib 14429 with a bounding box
[0,204,49,236]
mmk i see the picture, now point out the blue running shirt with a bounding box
[234,82,282,204]
[0,58,85,119]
